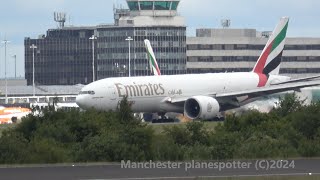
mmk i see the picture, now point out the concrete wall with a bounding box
[0,79,27,86]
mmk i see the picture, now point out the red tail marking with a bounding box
[257,73,268,87]
[254,41,273,74]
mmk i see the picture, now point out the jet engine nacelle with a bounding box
[184,96,220,120]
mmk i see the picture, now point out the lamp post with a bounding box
[2,39,10,104]
[125,36,133,77]
[89,35,97,82]
[30,44,37,97]
[12,55,16,79]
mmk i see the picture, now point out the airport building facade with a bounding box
[25,27,95,85]
[25,0,320,86]
[25,0,186,85]
[187,28,320,78]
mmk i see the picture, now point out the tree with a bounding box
[272,93,304,117]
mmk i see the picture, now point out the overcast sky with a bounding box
[1,0,320,78]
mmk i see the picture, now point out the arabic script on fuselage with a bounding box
[168,89,182,96]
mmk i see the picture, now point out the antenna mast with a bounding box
[54,12,67,28]
[221,19,231,29]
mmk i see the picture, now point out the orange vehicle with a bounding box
[0,106,32,124]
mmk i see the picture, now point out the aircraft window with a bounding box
[79,91,95,95]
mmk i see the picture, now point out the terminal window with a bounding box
[171,1,179,10]
[140,1,153,10]
[128,1,139,11]
[154,1,171,10]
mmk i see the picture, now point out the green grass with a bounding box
[149,121,221,134]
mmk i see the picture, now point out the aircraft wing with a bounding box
[166,96,190,103]
[216,80,320,99]
[271,75,320,85]
[167,80,320,105]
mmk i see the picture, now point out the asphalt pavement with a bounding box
[0,159,319,180]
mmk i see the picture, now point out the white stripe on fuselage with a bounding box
[79,72,283,113]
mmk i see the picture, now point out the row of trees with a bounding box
[0,94,319,164]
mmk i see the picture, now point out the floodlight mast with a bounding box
[2,39,10,104]
[30,44,37,97]
[89,35,97,81]
[125,36,133,77]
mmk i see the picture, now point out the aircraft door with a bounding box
[108,85,117,101]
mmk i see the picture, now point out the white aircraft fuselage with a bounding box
[76,72,289,114]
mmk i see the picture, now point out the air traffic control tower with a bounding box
[25,0,186,85]
[96,0,186,78]
[122,0,182,25]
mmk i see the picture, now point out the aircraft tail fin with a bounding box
[253,17,289,76]
[144,39,161,76]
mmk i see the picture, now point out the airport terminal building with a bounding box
[25,0,186,85]
[187,28,320,78]
[25,0,320,86]
[25,27,95,85]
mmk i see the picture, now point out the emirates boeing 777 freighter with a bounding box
[76,17,320,120]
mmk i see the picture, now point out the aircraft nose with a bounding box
[76,95,87,109]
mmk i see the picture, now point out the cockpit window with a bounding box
[79,91,95,95]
